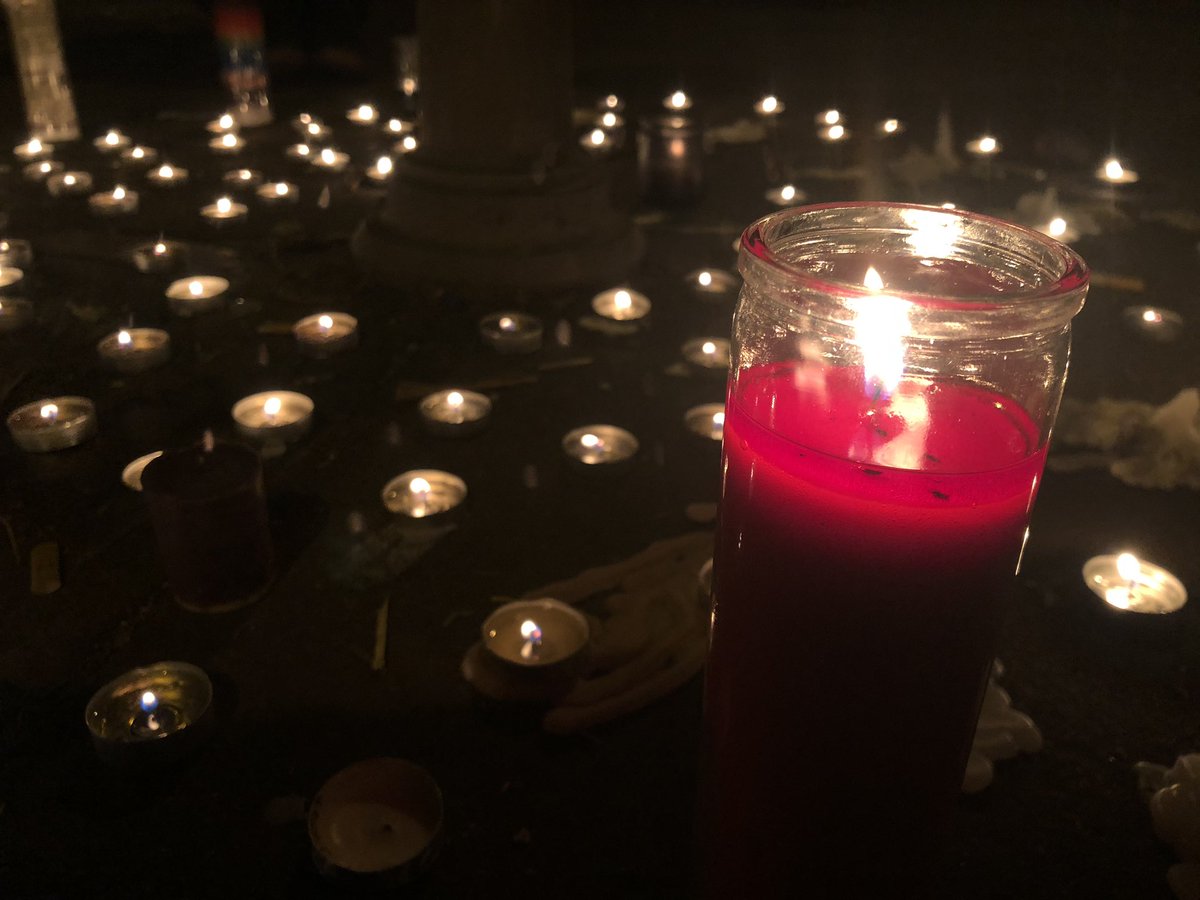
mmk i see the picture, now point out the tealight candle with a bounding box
[97,327,171,374]
[309,758,443,883]
[0,238,32,268]
[208,132,245,154]
[965,135,1001,156]
[291,113,319,134]
[479,311,543,354]
[818,123,848,142]
[383,117,415,136]
[88,185,139,216]
[346,103,379,125]
[93,129,131,152]
[687,268,739,296]
[121,450,163,491]
[1082,552,1187,614]
[46,171,93,197]
[13,137,52,160]
[293,312,358,356]
[119,145,158,166]
[311,147,350,172]
[685,403,726,441]
[395,134,419,154]
[816,109,842,126]
[482,598,590,670]
[1039,216,1079,243]
[1097,157,1139,184]
[0,298,34,333]
[596,111,625,132]
[165,276,229,316]
[200,196,248,225]
[364,155,394,182]
[206,112,238,134]
[232,390,314,444]
[663,89,692,111]
[561,424,639,465]
[0,267,23,291]
[591,287,651,321]
[682,337,731,369]
[765,183,805,206]
[6,397,97,452]
[381,469,467,517]
[256,180,298,203]
[580,128,614,154]
[754,94,784,117]
[876,118,905,137]
[132,239,184,274]
[286,142,314,162]
[598,93,625,113]
[222,168,263,188]
[23,159,62,182]
[146,163,189,186]
[418,389,492,437]
[302,120,333,141]
[1123,305,1183,341]
[85,661,213,765]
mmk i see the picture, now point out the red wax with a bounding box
[703,362,1045,896]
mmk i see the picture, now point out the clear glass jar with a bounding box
[702,203,1088,897]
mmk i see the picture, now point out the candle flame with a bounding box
[446,390,464,408]
[701,340,717,355]
[713,411,725,426]
[520,619,541,639]
[1047,217,1067,238]
[979,136,997,153]
[297,144,311,156]
[410,476,431,495]
[1116,553,1141,583]
[614,290,632,311]
[668,90,688,109]
[64,174,76,185]
[112,185,126,200]
[580,432,602,449]
[519,618,543,660]
[780,184,796,201]
[118,329,132,346]
[132,147,145,159]
[759,95,778,113]
[600,111,618,128]
[698,271,713,287]
[275,182,289,196]
[38,161,51,173]
[318,314,334,330]
[822,109,840,125]
[104,131,119,145]
[306,122,321,136]
[826,123,845,141]
[40,403,58,421]
[320,148,335,164]
[882,118,899,133]
[188,280,203,297]
[140,690,158,712]
[851,266,908,400]
[1142,309,1162,324]
[220,133,237,148]
[498,316,516,331]
[386,118,405,133]
[158,164,173,178]
[401,135,418,152]
[1104,158,1124,180]
[603,94,620,109]
[218,113,234,130]
[28,138,42,152]
[216,197,232,214]
[375,156,393,175]
[589,129,606,146]
[356,104,375,119]
[154,241,167,254]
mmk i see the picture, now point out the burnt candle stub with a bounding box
[141,443,273,612]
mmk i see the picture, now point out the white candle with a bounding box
[479,311,543,354]
[561,424,639,465]
[686,268,739,296]
[119,145,158,166]
[0,298,33,333]
[146,163,189,186]
[200,196,248,225]
[764,183,805,206]
[206,112,238,134]
[1083,552,1187,614]
[88,185,139,216]
[754,94,784,117]
[591,287,651,321]
[418,389,492,436]
[208,132,246,154]
[482,598,590,669]
[364,155,394,182]
[97,327,171,374]
[222,168,264,188]
[965,135,1001,156]
[684,404,726,441]
[682,337,731,369]
[46,171,93,197]
[121,450,163,491]
[13,137,52,160]
[132,240,183,274]
[165,276,229,316]
[6,396,97,452]
[93,129,131,152]
[311,147,350,172]
[876,118,905,137]
[24,159,62,182]
[381,469,467,517]
[346,103,379,125]
[1097,157,1139,184]
[395,135,419,154]
[232,390,314,444]
[256,180,298,203]
[293,312,358,356]
[663,90,692,111]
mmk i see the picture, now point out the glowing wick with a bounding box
[320,148,335,165]
[153,241,166,255]
[40,403,58,421]
[668,90,689,109]
[188,280,204,297]
[263,396,282,420]
[698,271,713,287]
[216,197,232,214]
[446,391,464,409]
[318,314,334,331]
[1104,158,1124,181]
[374,156,393,176]
[519,618,543,660]
[822,109,841,125]
[118,330,132,346]
[112,186,126,200]
[1048,217,1068,238]
[158,165,174,178]
[589,128,606,147]
[614,290,632,312]
[1117,552,1141,584]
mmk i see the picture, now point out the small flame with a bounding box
[38,161,51,173]
[220,133,238,148]
[318,314,334,330]
[64,174,76,186]
[1116,553,1141,584]
[826,124,845,141]
[882,118,899,134]
[759,95,778,114]
[297,144,311,156]
[697,271,713,287]
[158,164,174,178]
[1104,158,1124,180]
[40,403,58,421]
[409,476,431,495]
[851,266,908,400]
[822,109,841,125]
[580,432,602,449]
[140,690,158,712]
[386,118,405,133]
[1142,309,1162,324]
[977,135,997,153]
[374,156,393,175]
[603,94,620,109]
[320,148,335,164]
[274,182,289,196]
[780,184,796,201]
[263,396,282,418]
[1047,217,1067,238]
[589,128,606,146]
[713,411,725,426]
[188,280,204,297]
[862,266,885,291]
[356,104,375,120]
[519,618,543,660]
[153,241,167,254]
[112,186,126,200]
[216,197,232,214]
[446,391,464,409]
[118,330,132,346]
[104,130,119,145]
[218,113,234,130]
[668,90,688,109]
[614,290,632,311]
[401,135,418,152]
[27,138,42,153]
[306,122,321,136]
[131,147,145,159]
[600,111,618,128]
[498,316,516,332]
[701,341,717,355]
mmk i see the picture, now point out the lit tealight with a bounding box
[419,388,493,436]
[562,424,639,466]
[819,123,847,142]
[93,129,131,152]
[47,171,93,197]
[597,111,624,130]
[1123,305,1183,341]
[286,143,313,161]
[147,163,189,186]
[6,396,97,453]
[479,311,543,353]
[209,132,245,154]
[684,403,726,441]
[482,598,589,670]
[23,159,62,182]
[200,195,248,224]
[686,268,739,296]
[580,128,612,153]
[966,135,1001,156]
[754,94,784,117]
[165,276,229,316]
[381,469,467,517]
[14,137,52,160]
[598,93,625,112]
[384,117,415,135]
[293,311,357,356]
[365,155,394,182]
[765,183,805,207]
[876,118,905,137]
[1040,215,1079,242]
[817,109,841,126]
[232,390,314,444]
[1083,552,1187,614]
[682,337,732,369]
[120,145,158,166]
[97,327,170,373]
[591,287,651,321]
[347,103,379,124]
[664,90,692,111]
[206,112,237,133]
[1098,157,1139,184]
[396,135,419,154]
[256,180,298,203]
[311,147,350,171]
[88,184,139,216]
[304,121,332,140]
[222,168,263,188]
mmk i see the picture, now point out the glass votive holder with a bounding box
[232,390,314,445]
[418,389,492,437]
[561,424,639,466]
[6,396,97,452]
[97,327,171,374]
[479,311,543,354]
[381,469,467,518]
[85,661,214,766]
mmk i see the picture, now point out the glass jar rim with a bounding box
[740,201,1089,314]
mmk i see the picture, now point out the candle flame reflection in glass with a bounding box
[852,266,908,400]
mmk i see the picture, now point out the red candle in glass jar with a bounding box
[701,205,1088,896]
